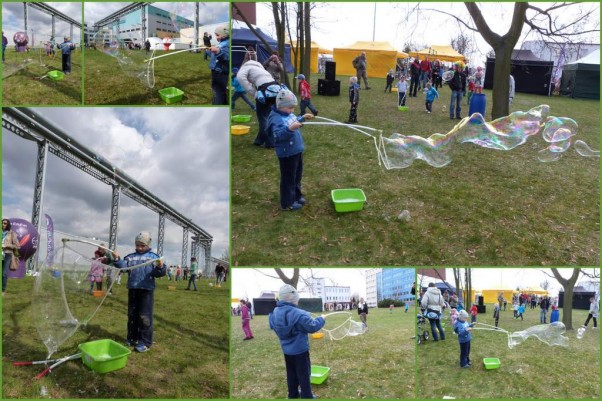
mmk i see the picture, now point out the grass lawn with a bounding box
[231,306,415,399]
[2,275,230,399]
[231,74,599,266]
[84,49,214,105]
[2,49,82,105]
[417,305,600,399]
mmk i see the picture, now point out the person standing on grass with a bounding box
[185,257,198,291]
[550,305,560,324]
[57,36,76,74]
[540,296,550,323]
[345,76,360,124]
[582,297,599,328]
[454,310,473,368]
[176,265,182,282]
[241,299,254,340]
[203,32,212,61]
[114,231,166,353]
[424,81,439,113]
[358,297,369,327]
[493,303,500,327]
[352,52,370,90]
[209,24,230,105]
[396,76,407,106]
[89,249,105,293]
[297,74,318,117]
[409,57,420,97]
[421,282,446,341]
[448,62,466,120]
[469,303,478,323]
[144,39,151,55]
[2,32,7,63]
[405,303,409,313]
[2,218,20,296]
[269,284,325,399]
[384,69,395,93]
[231,67,256,112]
[516,303,525,320]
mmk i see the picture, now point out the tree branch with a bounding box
[232,3,275,54]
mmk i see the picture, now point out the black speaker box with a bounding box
[325,61,336,81]
[477,305,486,314]
[478,295,484,306]
[318,79,340,96]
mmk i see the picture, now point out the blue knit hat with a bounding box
[296,74,305,80]
[276,89,298,109]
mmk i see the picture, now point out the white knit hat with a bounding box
[135,231,152,246]
[458,310,469,320]
[278,284,300,304]
[276,89,298,109]
[214,24,229,38]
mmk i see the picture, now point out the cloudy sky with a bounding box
[255,2,600,66]
[2,107,229,267]
[84,2,229,27]
[2,2,82,45]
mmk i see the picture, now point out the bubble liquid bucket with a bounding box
[78,339,131,374]
[47,70,64,81]
[483,357,501,370]
[92,290,105,297]
[231,115,252,123]
[231,125,251,135]
[468,93,486,116]
[310,365,330,384]
[331,188,366,213]
[158,87,184,104]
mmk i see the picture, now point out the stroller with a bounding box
[416,313,430,344]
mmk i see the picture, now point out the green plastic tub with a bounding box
[159,87,184,104]
[79,339,131,374]
[331,188,366,213]
[483,357,501,370]
[48,70,64,81]
[310,365,330,384]
[232,115,252,123]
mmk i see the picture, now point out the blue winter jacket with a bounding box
[268,107,306,158]
[116,249,166,290]
[454,320,473,344]
[209,38,229,74]
[269,301,325,355]
[231,76,246,93]
[57,41,75,55]
[425,87,439,102]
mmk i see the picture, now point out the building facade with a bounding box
[376,268,415,304]
[365,268,382,307]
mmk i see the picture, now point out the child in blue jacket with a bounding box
[267,89,314,211]
[269,284,326,399]
[231,67,256,111]
[454,310,473,368]
[424,81,439,113]
[115,231,166,353]
[57,36,76,74]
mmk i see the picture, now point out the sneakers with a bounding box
[135,344,150,353]
[125,340,137,347]
[297,197,307,205]
[281,202,303,211]
[313,111,318,116]
[427,111,431,114]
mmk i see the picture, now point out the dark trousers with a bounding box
[410,75,419,96]
[398,92,406,106]
[284,351,313,399]
[348,102,358,123]
[232,92,255,110]
[127,289,154,347]
[428,317,445,341]
[459,341,471,367]
[187,274,197,290]
[584,313,598,327]
[384,82,393,92]
[300,99,318,115]
[211,70,228,105]
[254,99,274,147]
[62,54,71,73]
[2,253,12,292]
[279,153,303,209]
[425,100,433,112]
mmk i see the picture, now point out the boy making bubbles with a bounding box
[269,284,326,399]
[267,89,314,211]
[115,231,166,352]
[454,310,473,368]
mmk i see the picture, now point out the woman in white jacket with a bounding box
[420,282,446,341]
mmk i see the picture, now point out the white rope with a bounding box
[143,46,209,63]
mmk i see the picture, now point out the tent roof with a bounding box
[231,19,277,46]
[511,49,543,62]
[567,49,600,65]
[289,40,332,54]
[334,41,408,58]
[409,45,465,62]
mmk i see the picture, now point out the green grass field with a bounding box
[2,49,82,105]
[231,306,415,399]
[417,305,600,399]
[231,74,600,266]
[2,275,230,399]
[84,49,214,105]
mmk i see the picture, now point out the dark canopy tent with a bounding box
[231,20,293,73]
[560,49,600,99]
[484,49,554,95]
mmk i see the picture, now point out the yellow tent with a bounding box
[480,289,518,304]
[333,41,409,78]
[289,40,319,73]
[408,45,466,63]
[521,287,549,296]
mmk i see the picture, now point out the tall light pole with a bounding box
[372,3,376,42]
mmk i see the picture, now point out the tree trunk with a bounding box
[453,268,461,300]
[303,2,311,81]
[551,268,581,330]
[271,2,291,88]
[490,44,512,118]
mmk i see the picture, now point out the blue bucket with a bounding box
[469,93,486,116]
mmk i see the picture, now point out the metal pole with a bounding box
[51,15,55,38]
[29,141,49,272]
[372,3,376,42]
[24,2,29,34]
[157,213,165,256]
[108,185,121,251]
[194,2,199,52]
[181,227,189,268]
[141,3,147,41]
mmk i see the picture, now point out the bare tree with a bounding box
[545,268,581,330]
[270,2,291,88]
[540,277,550,291]
[450,30,476,62]
[252,268,300,288]
[453,268,461,299]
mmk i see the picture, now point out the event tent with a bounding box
[484,50,554,95]
[289,40,331,73]
[408,45,465,62]
[560,49,600,99]
[231,20,293,72]
[480,289,517,305]
[333,41,408,78]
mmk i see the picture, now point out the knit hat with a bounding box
[135,231,152,246]
[215,24,229,38]
[296,74,305,80]
[278,284,300,304]
[232,67,239,74]
[458,310,469,320]
[276,89,298,109]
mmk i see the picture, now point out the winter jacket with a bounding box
[57,40,76,55]
[299,80,312,100]
[269,301,325,355]
[421,287,445,312]
[386,73,395,85]
[358,302,368,315]
[449,70,464,91]
[263,57,284,82]
[189,261,198,275]
[353,55,367,71]
[589,301,599,317]
[349,83,360,103]
[425,87,439,102]
[396,80,407,92]
[410,60,420,77]
[454,320,472,343]
[267,107,306,158]
[202,34,212,47]
[237,60,275,98]
[420,59,431,73]
[116,249,166,290]
[1,230,19,256]
[241,304,251,321]
[209,38,229,74]
[231,76,246,93]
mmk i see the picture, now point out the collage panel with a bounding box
[416,268,600,399]
[2,107,230,398]
[2,2,83,105]
[231,267,416,399]
[83,2,229,105]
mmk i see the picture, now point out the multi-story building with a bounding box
[365,268,382,307]
[376,268,415,304]
[302,277,351,309]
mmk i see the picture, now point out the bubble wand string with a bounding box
[143,46,209,63]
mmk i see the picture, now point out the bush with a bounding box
[378,298,405,308]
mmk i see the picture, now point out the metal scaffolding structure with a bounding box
[2,107,213,271]
[24,2,83,42]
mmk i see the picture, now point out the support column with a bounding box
[70,24,73,41]
[29,141,49,272]
[204,240,212,277]
[194,2,199,52]
[51,15,55,38]
[157,213,165,256]
[141,4,147,41]
[181,227,189,268]
[108,185,121,251]
[24,2,28,34]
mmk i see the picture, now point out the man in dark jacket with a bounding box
[352,52,371,89]
[409,57,421,97]
[539,296,550,323]
[203,32,212,60]
[448,62,466,119]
